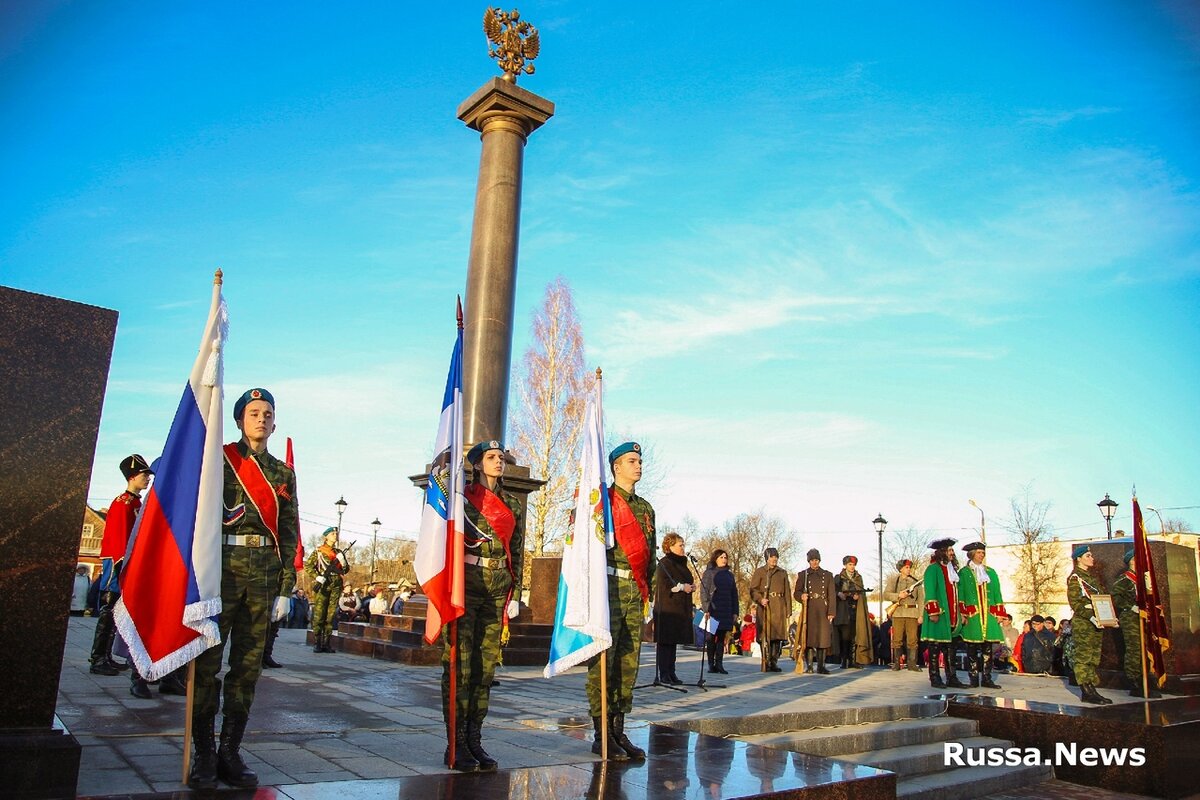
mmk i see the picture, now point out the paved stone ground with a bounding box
[59,618,1164,797]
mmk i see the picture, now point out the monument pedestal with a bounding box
[0,287,117,799]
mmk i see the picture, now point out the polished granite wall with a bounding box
[0,286,117,798]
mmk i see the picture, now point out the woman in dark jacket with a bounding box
[653,533,696,684]
[700,548,739,674]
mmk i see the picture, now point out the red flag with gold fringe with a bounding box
[1132,497,1169,687]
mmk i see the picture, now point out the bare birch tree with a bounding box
[1004,485,1066,614]
[511,277,591,559]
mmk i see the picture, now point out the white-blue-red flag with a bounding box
[544,372,613,677]
[114,272,226,680]
[414,310,466,645]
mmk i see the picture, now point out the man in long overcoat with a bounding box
[749,547,791,672]
[793,548,835,674]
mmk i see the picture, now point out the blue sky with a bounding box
[3,1,1198,568]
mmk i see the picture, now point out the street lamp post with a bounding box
[1097,493,1118,539]
[968,499,986,545]
[1146,506,1166,536]
[873,513,888,622]
[334,496,348,533]
[371,517,381,584]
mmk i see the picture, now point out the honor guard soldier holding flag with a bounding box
[957,542,1006,688]
[750,548,791,672]
[1113,548,1160,698]
[1067,544,1113,705]
[189,389,298,789]
[921,538,967,689]
[587,442,654,761]
[442,440,525,772]
[305,527,350,653]
[90,455,153,676]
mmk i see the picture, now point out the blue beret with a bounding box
[1072,544,1091,560]
[467,440,504,465]
[234,388,275,421]
[322,527,339,538]
[609,441,642,465]
[1124,548,1135,564]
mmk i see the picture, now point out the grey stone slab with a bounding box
[78,744,127,770]
[75,768,152,796]
[331,756,418,779]
[129,753,188,781]
[113,737,182,757]
[284,770,359,783]
[257,748,351,773]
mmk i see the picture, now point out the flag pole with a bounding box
[600,648,608,760]
[448,621,458,767]
[181,661,196,782]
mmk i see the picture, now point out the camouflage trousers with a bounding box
[1072,617,1102,686]
[311,583,340,638]
[441,565,508,725]
[1120,612,1144,682]
[586,576,645,717]
[193,546,280,724]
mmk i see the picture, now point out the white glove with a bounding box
[671,583,684,593]
[315,575,326,585]
[272,596,290,622]
[506,600,520,620]
[336,552,348,567]
[1091,616,1102,630]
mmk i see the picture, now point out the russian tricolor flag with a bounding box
[114,274,226,680]
[414,313,466,645]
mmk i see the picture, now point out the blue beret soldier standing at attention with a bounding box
[588,442,655,761]
[441,440,525,773]
[189,389,299,789]
[1068,544,1113,705]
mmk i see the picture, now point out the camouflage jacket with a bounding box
[464,483,526,590]
[223,439,299,594]
[610,485,656,595]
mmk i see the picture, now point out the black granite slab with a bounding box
[78,723,895,800]
[947,694,1199,798]
[0,286,118,799]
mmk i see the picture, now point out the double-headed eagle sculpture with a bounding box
[483,7,540,83]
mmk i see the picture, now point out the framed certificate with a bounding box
[1091,594,1119,627]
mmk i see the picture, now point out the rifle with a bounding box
[884,577,924,619]
[315,541,355,590]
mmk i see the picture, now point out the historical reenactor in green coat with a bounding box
[884,559,924,672]
[1112,549,1160,698]
[921,537,967,689]
[957,542,1006,688]
[305,527,349,653]
[794,548,836,674]
[1067,543,1113,705]
[189,389,299,789]
[588,442,655,762]
[750,548,792,672]
[833,555,872,668]
[442,440,525,772]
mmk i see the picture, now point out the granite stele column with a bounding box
[0,287,118,799]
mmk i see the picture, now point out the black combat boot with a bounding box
[312,632,324,653]
[591,716,629,761]
[130,670,152,699]
[928,647,946,688]
[465,719,497,771]
[217,716,258,787]
[907,646,921,671]
[612,713,645,760]
[1080,683,1105,704]
[769,641,783,672]
[981,650,1000,689]
[802,648,813,673]
[891,648,902,671]
[967,645,981,687]
[816,648,830,674]
[187,717,218,790]
[444,722,479,772]
[160,668,187,696]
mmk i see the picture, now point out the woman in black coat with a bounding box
[653,533,696,684]
[700,548,739,674]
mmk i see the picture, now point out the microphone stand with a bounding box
[689,554,724,691]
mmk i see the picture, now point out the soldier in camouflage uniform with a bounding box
[305,527,349,653]
[189,389,299,789]
[1067,543,1112,705]
[442,440,524,773]
[587,441,655,762]
[1113,548,1160,698]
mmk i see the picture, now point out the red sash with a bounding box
[609,488,651,603]
[223,443,279,552]
[464,483,516,579]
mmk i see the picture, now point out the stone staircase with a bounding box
[737,700,1053,799]
[308,596,552,666]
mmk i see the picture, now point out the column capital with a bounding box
[457,77,555,136]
